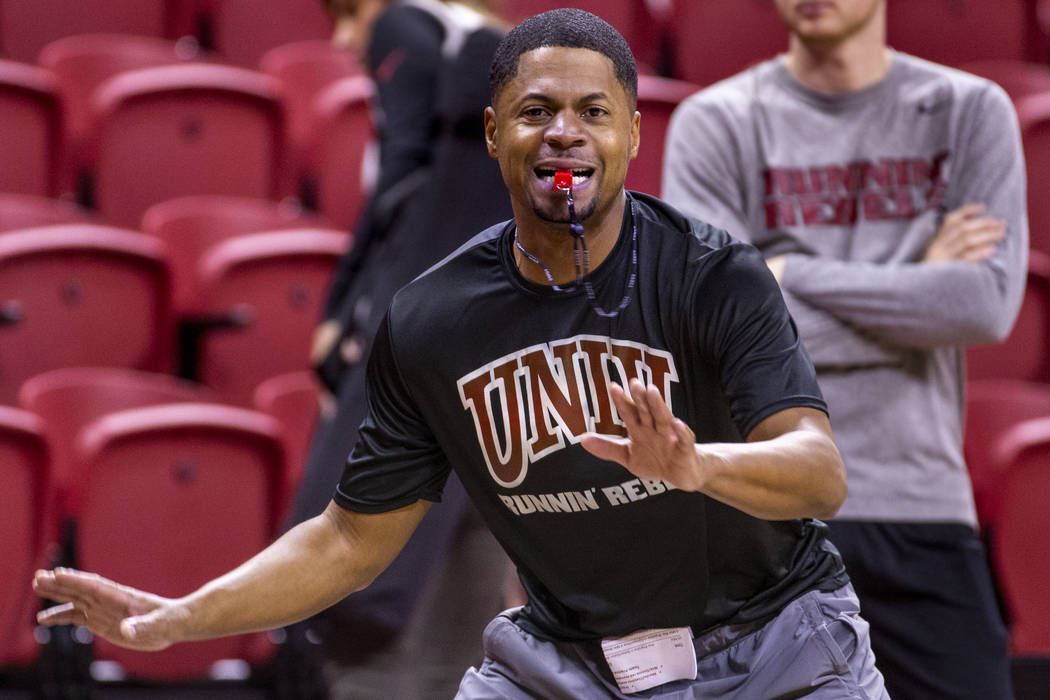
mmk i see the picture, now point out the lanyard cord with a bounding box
[513,193,638,318]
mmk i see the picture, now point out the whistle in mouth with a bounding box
[553,170,573,192]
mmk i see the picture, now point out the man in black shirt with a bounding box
[34,9,886,698]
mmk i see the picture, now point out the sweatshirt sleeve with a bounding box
[662,93,904,368]
[780,84,1029,348]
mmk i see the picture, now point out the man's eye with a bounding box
[522,107,548,119]
[584,106,609,118]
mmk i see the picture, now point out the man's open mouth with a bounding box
[535,168,594,187]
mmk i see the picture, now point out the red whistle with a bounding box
[553,170,573,192]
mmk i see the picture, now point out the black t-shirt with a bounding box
[335,192,848,640]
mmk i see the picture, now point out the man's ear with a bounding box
[484,106,499,159]
[629,110,641,161]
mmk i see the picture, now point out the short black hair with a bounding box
[489,8,637,108]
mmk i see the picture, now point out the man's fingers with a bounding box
[943,202,985,225]
[609,382,639,428]
[644,384,675,435]
[959,244,999,262]
[34,569,118,609]
[927,214,1005,263]
[951,221,1004,259]
[628,379,654,428]
[957,217,1005,239]
[613,380,677,439]
[32,568,175,651]
[580,432,630,466]
[33,569,90,604]
[672,418,695,448]
[37,602,82,627]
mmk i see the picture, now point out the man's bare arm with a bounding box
[581,379,846,521]
[33,500,430,651]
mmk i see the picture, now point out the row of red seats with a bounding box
[0,194,350,405]
[964,377,1050,656]
[0,0,334,68]
[3,0,1049,82]
[0,38,373,231]
[961,56,1050,656]
[0,366,321,678]
[964,240,1050,657]
[965,241,1050,658]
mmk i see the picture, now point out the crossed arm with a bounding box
[33,500,429,652]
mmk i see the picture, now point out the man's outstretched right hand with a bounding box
[33,568,188,651]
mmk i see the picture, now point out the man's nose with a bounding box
[544,112,586,149]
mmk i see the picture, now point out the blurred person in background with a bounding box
[662,1,1026,698]
[294,1,513,697]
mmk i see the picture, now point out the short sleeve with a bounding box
[334,314,451,513]
[694,242,827,437]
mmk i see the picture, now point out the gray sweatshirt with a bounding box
[661,52,1028,526]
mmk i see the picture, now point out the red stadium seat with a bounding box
[301,75,375,230]
[627,75,699,196]
[167,0,213,42]
[193,229,349,404]
[38,33,201,196]
[0,59,61,197]
[78,63,284,228]
[0,193,97,233]
[1015,93,1050,256]
[0,407,49,668]
[207,0,334,68]
[18,367,217,505]
[0,0,169,64]
[260,39,363,189]
[967,250,1050,384]
[960,59,1050,102]
[964,378,1050,526]
[69,402,283,679]
[668,0,786,86]
[253,370,321,521]
[141,195,330,315]
[0,225,172,403]
[886,0,1043,67]
[988,416,1050,654]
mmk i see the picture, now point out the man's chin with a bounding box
[528,198,571,225]
[529,198,595,227]
[532,210,572,225]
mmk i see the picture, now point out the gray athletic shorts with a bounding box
[455,584,889,699]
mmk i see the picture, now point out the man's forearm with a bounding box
[780,289,904,368]
[174,502,427,642]
[697,428,845,522]
[781,255,1024,348]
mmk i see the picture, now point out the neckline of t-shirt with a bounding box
[499,194,635,299]
[769,49,906,112]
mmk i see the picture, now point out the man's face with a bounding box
[484,47,640,227]
[773,0,884,45]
